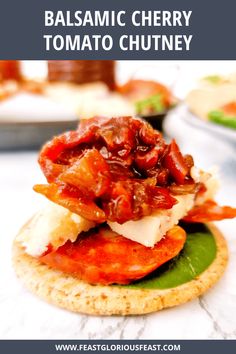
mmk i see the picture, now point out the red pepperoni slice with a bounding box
[183,200,236,223]
[40,225,186,285]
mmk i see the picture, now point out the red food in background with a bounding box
[0,60,22,81]
[221,102,236,116]
[118,79,173,107]
[35,116,194,223]
[47,60,116,90]
[40,225,186,285]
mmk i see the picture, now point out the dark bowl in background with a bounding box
[0,120,78,151]
[141,110,169,132]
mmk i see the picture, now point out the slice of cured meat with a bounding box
[183,200,236,223]
[40,225,186,285]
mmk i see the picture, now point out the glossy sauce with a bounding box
[34,117,195,223]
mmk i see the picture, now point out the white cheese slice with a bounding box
[108,194,195,247]
[18,168,217,255]
[17,202,95,257]
[191,166,219,205]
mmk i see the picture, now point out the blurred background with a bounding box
[1,60,236,178]
[0,59,235,229]
[1,60,236,148]
[1,59,236,202]
[0,60,235,169]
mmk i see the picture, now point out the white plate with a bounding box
[0,93,78,150]
[163,104,236,205]
[182,105,236,143]
[164,104,236,145]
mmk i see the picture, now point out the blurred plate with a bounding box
[0,93,78,150]
[163,103,236,206]
[165,104,236,145]
[182,105,236,144]
[163,103,236,176]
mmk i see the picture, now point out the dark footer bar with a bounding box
[0,340,235,354]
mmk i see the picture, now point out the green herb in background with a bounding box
[204,75,222,84]
[208,110,236,130]
[135,93,165,115]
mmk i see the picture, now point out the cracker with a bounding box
[12,223,228,315]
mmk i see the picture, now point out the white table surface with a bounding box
[0,127,236,340]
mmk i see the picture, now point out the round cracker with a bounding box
[12,223,228,316]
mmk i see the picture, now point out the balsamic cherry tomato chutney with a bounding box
[34,116,195,223]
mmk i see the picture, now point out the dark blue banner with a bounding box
[0,340,236,354]
[0,0,235,59]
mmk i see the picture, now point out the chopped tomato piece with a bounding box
[60,149,110,197]
[40,225,186,285]
[183,200,236,223]
[34,183,106,223]
[39,131,83,182]
[163,140,189,184]
[102,180,176,223]
[135,147,159,171]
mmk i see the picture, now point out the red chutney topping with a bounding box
[34,116,195,223]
